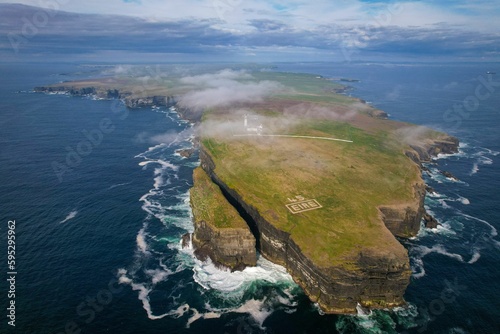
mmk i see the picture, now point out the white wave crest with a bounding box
[427,191,445,198]
[461,213,498,237]
[186,308,222,328]
[458,196,470,205]
[416,245,464,262]
[59,210,78,224]
[145,268,172,284]
[468,249,481,264]
[108,181,132,190]
[232,298,273,328]
[186,298,274,329]
[136,227,149,254]
[192,255,294,294]
[438,199,452,209]
[469,146,497,175]
[470,163,479,175]
[411,257,426,279]
[138,159,178,171]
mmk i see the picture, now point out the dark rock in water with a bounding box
[423,213,439,229]
[193,245,210,262]
[176,148,195,158]
[181,233,192,249]
[425,185,435,194]
[440,170,458,181]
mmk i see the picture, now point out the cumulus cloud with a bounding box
[177,70,284,111]
[2,3,499,62]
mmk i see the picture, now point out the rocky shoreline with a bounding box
[34,85,175,108]
[35,82,460,314]
[35,85,205,123]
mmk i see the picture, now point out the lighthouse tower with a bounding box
[244,114,248,128]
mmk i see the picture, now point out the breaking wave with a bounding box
[59,210,78,224]
[119,108,301,329]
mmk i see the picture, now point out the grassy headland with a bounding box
[190,166,249,229]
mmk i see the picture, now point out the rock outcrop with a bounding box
[192,220,257,272]
[190,167,256,271]
[378,182,426,238]
[382,136,458,237]
[423,213,439,229]
[406,136,459,163]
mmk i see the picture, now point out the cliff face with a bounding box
[192,221,257,271]
[406,136,459,163]
[34,85,179,111]
[378,183,426,238]
[382,136,459,237]
[200,148,411,313]
[190,167,257,271]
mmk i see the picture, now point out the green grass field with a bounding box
[201,116,420,268]
[190,166,249,229]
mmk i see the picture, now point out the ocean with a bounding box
[0,62,498,334]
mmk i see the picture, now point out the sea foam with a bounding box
[59,210,78,224]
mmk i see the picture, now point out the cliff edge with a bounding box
[190,167,257,271]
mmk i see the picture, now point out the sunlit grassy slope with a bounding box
[191,166,249,229]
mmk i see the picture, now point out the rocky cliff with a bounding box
[190,167,257,271]
[381,136,458,237]
[199,148,412,313]
[34,85,179,112]
[197,131,459,313]
[378,183,426,238]
[405,136,459,164]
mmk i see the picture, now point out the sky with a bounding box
[0,0,499,62]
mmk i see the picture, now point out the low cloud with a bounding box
[197,109,300,139]
[283,103,357,121]
[180,69,253,86]
[134,130,181,144]
[393,125,433,146]
[177,70,284,111]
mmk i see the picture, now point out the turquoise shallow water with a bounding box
[0,62,499,333]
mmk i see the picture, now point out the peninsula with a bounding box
[35,68,458,314]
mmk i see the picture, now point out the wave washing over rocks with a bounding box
[115,107,302,330]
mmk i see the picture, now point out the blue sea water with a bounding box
[0,62,499,334]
